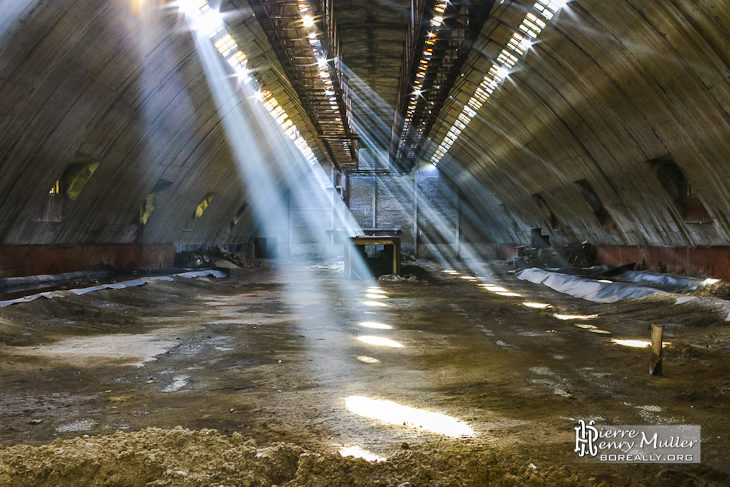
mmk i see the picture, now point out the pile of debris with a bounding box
[173,246,258,270]
[511,246,565,269]
[378,264,431,282]
[378,274,419,282]
[701,281,730,300]
[0,427,612,486]
[511,230,598,270]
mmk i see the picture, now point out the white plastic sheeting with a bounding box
[150,276,175,282]
[70,279,149,296]
[619,271,714,292]
[72,282,126,295]
[0,272,226,307]
[178,269,228,279]
[0,292,55,307]
[515,268,665,303]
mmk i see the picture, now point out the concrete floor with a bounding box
[1,261,729,481]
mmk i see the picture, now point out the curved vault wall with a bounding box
[0,0,304,250]
[0,0,340,276]
[3,0,730,279]
[434,0,730,254]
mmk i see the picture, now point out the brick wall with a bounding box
[0,244,175,278]
[596,245,730,280]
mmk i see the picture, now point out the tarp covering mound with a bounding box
[619,271,715,292]
[515,268,665,303]
[0,270,228,307]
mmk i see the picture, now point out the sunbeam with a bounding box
[341,63,507,284]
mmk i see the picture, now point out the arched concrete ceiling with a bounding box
[334,0,410,125]
[431,0,730,247]
[2,0,730,250]
[0,0,327,246]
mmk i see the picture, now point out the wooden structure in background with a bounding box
[344,236,401,279]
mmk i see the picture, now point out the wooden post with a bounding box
[392,238,401,275]
[650,324,664,376]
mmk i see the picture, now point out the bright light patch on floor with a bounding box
[611,339,670,348]
[345,396,474,437]
[366,293,388,300]
[357,336,403,348]
[460,276,477,281]
[443,270,460,275]
[339,446,387,462]
[597,280,612,284]
[704,278,720,285]
[363,301,388,308]
[574,324,596,329]
[523,302,551,309]
[359,322,393,330]
[367,288,387,294]
[575,323,610,334]
[496,292,522,297]
[357,356,381,364]
[484,286,508,292]
[611,339,650,348]
[554,314,598,320]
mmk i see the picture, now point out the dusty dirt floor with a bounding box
[1,260,730,486]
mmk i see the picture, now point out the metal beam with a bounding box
[249,0,359,169]
[389,0,496,173]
